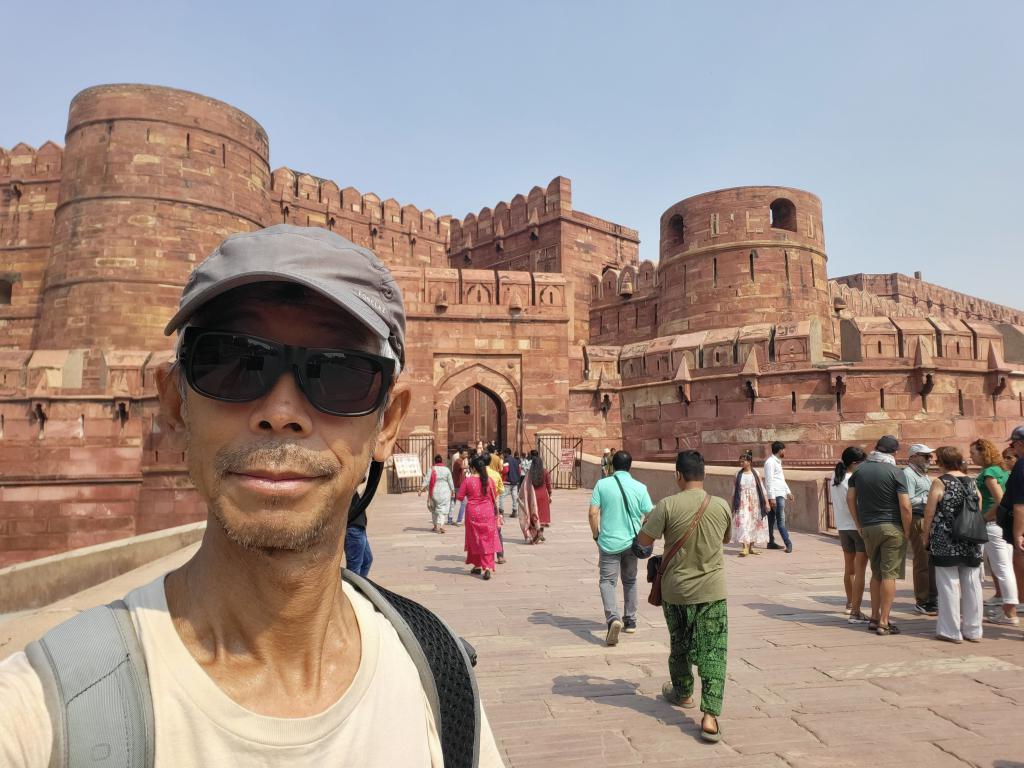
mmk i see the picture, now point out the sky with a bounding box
[4,0,1022,309]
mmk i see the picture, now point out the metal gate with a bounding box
[389,433,435,493]
[535,434,583,489]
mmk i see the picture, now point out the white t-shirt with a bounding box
[0,576,504,767]
[830,473,856,531]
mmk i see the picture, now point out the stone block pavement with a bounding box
[2,487,1023,767]
[374,488,1024,768]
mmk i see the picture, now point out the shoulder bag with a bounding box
[944,474,988,545]
[647,492,711,606]
[612,475,652,559]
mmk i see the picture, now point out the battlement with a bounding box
[270,167,451,239]
[833,272,1023,326]
[449,177,571,252]
[0,142,64,182]
[388,265,567,317]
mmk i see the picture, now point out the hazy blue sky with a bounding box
[4,1,1022,308]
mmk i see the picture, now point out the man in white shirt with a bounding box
[0,226,504,767]
[763,441,794,553]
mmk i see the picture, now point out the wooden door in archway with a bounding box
[447,385,507,449]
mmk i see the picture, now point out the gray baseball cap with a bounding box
[1009,425,1024,443]
[164,224,405,364]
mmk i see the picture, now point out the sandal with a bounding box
[470,567,482,575]
[700,716,722,743]
[867,619,879,631]
[661,682,696,709]
[847,612,870,625]
[876,622,901,636]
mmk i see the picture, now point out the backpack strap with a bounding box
[342,569,481,768]
[25,600,154,768]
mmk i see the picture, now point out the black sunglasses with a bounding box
[179,328,396,417]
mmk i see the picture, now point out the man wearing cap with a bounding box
[0,225,504,766]
[905,444,938,615]
[847,435,912,636]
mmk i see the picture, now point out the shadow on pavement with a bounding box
[528,611,608,646]
[551,674,704,742]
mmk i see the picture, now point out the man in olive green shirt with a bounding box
[636,450,731,743]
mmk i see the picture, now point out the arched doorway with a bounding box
[447,385,506,450]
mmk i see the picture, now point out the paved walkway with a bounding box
[3,487,1023,767]
[374,488,1024,768]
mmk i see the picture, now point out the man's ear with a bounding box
[155,362,186,431]
[373,382,411,462]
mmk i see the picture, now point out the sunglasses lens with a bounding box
[189,333,281,401]
[303,351,384,415]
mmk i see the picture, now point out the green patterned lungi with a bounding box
[662,599,728,716]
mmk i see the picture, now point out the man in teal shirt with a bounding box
[589,451,654,646]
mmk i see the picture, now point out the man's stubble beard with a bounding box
[183,413,378,554]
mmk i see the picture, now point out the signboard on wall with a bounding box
[557,448,576,472]
[393,453,424,480]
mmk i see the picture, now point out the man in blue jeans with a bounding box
[344,502,373,577]
[589,450,654,646]
[763,441,794,553]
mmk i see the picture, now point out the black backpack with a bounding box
[945,474,988,545]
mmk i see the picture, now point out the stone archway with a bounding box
[447,385,506,450]
[435,363,520,457]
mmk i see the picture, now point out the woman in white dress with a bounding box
[418,455,455,533]
[731,451,770,556]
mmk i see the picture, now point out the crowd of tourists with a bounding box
[419,442,552,580]
[830,428,1024,641]
[586,427,1024,745]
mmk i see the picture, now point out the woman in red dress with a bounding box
[529,452,553,534]
[457,454,500,580]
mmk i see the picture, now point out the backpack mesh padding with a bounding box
[367,581,479,768]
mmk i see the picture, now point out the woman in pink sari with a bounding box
[518,479,543,545]
[457,454,500,580]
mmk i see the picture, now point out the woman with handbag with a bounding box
[418,455,454,534]
[457,454,501,580]
[922,446,986,643]
[731,451,770,557]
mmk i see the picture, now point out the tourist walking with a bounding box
[458,454,501,580]
[518,471,544,545]
[636,451,732,743]
[602,448,614,478]
[731,451,769,557]
[450,448,468,526]
[588,450,655,644]
[847,435,912,636]
[482,452,507,564]
[904,443,938,615]
[923,446,985,643]
[832,446,870,623]
[500,448,522,518]
[763,441,794,553]
[418,455,455,534]
[970,438,1019,625]
[529,451,553,530]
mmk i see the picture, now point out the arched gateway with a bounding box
[434,363,520,456]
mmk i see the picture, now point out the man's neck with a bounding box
[909,462,927,476]
[677,480,704,492]
[164,516,359,717]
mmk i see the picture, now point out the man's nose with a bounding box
[249,369,314,434]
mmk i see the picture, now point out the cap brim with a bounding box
[163,270,389,340]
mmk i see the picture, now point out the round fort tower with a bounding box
[35,84,271,349]
[655,186,831,340]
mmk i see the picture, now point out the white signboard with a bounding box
[393,453,423,480]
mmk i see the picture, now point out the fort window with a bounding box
[810,258,816,287]
[958,389,965,416]
[784,251,791,285]
[877,341,883,355]
[710,213,720,236]
[222,143,227,166]
[714,351,720,364]
[880,388,886,409]
[749,251,756,282]
[791,392,797,412]
[712,257,718,287]
[770,198,797,232]
[186,132,191,153]
[667,214,684,245]
[0,279,12,305]
[714,395,720,417]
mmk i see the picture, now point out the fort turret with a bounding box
[655,186,832,351]
[35,84,271,349]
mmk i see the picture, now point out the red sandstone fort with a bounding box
[1,84,1022,564]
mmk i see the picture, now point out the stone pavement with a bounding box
[3,487,1023,767]
[372,488,1024,768]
